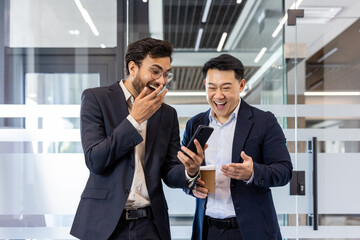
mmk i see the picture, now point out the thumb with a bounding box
[241,151,251,162]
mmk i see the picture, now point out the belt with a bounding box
[122,206,152,220]
[206,216,238,229]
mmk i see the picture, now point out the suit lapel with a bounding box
[107,81,129,125]
[232,100,254,163]
[198,110,211,166]
[144,108,162,166]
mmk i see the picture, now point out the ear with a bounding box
[128,61,138,76]
[239,79,246,92]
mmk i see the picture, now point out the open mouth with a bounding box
[148,84,158,92]
[214,101,227,109]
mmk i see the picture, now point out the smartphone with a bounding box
[157,86,167,96]
[186,125,214,155]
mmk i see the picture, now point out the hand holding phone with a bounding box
[186,125,214,155]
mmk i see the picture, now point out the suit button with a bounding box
[125,189,130,194]
[130,165,134,169]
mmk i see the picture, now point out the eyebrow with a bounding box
[207,82,233,87]
[151,64,171,73]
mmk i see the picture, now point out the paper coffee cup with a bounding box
[200,165,216,193]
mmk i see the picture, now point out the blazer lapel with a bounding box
[144,108,162,166]
[232,100,254,163]
[198,110,210,166]
[107,81,129,125]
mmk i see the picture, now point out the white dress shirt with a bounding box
[119,80,151,209]
[204,99,241,219]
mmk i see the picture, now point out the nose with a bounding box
[214,89,224,98]
[156,75,168,86]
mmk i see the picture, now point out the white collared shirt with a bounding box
[119,80,151,209]
[204,99,241,219]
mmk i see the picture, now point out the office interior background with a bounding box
[0,0,359,239]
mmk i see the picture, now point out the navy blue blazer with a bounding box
[182,100,293,240]
[70,81,188,240]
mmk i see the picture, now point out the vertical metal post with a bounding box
[312,137,318,230]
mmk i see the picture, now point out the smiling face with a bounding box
[205,69,246,124]
[126,54,172,97]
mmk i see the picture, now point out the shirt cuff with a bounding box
[244,172,254,184]
[185,170,200,188]
[127,115,142,132]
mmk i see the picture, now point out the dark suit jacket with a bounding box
[70,81,188,240]
[182,100,293,240]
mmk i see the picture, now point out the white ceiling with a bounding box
[285,0,360,59]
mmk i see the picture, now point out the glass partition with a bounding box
[2,0,359,239]
[285,0,360,238]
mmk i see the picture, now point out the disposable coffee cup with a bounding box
[200,165,216,193]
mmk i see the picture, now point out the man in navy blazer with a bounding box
[70,38,204,240]
[179,54,293,240]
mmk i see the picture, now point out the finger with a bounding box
[241,151,251,162]
[158,87,168,98]
[195,186,208,194]
[136,86,148,100]
[153,88,167,105]
[194,139,204,157]
[203,143,208,151]
[193,189,207,199]
[221,164,230,172]
[180,146,196,161]
[196,178,206,186]
[177,151,192,168]
[146,84,164,99]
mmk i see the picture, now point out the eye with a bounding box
[151,68,161,74]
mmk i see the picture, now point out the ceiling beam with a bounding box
[172,51,273,67]
[223,0,260,50]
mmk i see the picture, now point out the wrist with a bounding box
[187,170,198,178]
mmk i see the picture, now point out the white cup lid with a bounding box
[200,165,216,170]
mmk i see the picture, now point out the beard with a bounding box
[131,72,147,95]
[131,72,160,96]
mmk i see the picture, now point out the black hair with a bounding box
[202,54,245,80]
[124,37,173,75]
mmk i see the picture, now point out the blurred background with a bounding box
[0,0,360,239]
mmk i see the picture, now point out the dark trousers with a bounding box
[203,216,242,240]
[108,207,161,240]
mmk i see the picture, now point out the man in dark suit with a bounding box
[70,38,203,240]
[179,54,293,240]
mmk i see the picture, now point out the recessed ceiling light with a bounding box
[69,29,80,35]
[316,47,338,63]
[100,44,106,48]
[217,32,228,52]
[202,0,212,23]
[74,0,99,36]
[194,28,204,51]
[254,47,267,63]
[236,0,242,4]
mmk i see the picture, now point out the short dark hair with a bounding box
[202,54,245,80]
[124,37,174,75]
